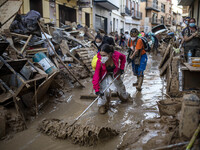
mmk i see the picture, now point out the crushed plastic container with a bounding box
[33,52,57,75]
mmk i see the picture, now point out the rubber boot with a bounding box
[98,105,107,114]
[133,76,139,86]
[136,76,144,91]
[105,96,111,110]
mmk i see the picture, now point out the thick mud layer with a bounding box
[38,119,118,146]
[0,54,175,150]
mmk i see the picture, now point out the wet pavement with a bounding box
[0,54,166,150]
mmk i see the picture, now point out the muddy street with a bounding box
[0,54,167,150]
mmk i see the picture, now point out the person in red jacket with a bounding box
[92,44,130,114]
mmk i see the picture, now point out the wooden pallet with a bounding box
[75,48,96,75]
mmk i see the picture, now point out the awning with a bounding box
[94,0,119,10]
[178,0,194,6]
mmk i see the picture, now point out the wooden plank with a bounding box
[38,22,84,87]
[184,63,200,72]
[32,72,58,104]
[26,48,48,54]
[10,32,29,38]
[1,15,16,30]
[77,51,88,55]
[60,40,82,64]
[159,44,171,68]
[0,1,22,28]
[83,60,92,64]
[0,0,7,7]
[160,58,170,76]
[20,34,32,53]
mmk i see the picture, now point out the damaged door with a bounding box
[59,5,76,26]
[30,0,43,17]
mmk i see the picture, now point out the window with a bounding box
[132,1,135,16]
[85,13,90,27]
[160,16,164,24]
[161,3,165,12]
[152,13,157,23]
[153,0,158,9]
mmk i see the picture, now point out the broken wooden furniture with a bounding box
[38,21,85,87]
[0,0,22,31]
[181,63,200,91]
[75,47,97,76]
[0,56,56,118]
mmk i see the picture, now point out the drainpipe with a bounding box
[198,0,200,26]
[146,0,147,17]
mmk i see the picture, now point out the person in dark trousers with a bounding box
[115,31,119,43]
[119,33,126,49]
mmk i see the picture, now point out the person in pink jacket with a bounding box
[92,44,130,114]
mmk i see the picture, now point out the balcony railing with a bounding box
[120,5,131,16]
[146,2,160,12]
[132,11,142,20]
[150,18,159,25]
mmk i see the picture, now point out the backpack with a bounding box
[129,37,151,52]
[91,54,98,71]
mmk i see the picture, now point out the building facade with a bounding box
[20,0,93,28]
[140,0,173,33]
[111,0,142,34]
[178,0,200,26]
[171,0,183,31]
[92,0,118,34]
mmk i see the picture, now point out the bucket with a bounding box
[33,52,57,75]
[157,98,182,117]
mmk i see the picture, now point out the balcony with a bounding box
[146,2,160,12]
[94,0,119,10]
[132,11,142,20]
[120,5,131,16]
[178,0,194,6]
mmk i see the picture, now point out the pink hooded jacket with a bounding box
[92,51,126,92]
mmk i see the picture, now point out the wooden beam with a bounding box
[38,21,85,87]
[10,32,29,38]
[20,34,32,54]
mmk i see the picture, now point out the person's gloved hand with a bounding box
[95,91,104,97]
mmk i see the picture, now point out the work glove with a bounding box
[95,91,104,97]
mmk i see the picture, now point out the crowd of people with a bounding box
[91,17,200,114]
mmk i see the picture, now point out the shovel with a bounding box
[70,74,121,127]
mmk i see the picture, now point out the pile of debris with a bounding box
[0,1,98,138]
[38,118,119,146]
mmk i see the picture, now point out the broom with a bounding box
[39,74,121,146]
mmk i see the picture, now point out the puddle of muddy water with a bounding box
[0,54,166,150]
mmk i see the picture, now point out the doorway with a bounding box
[85,13,90,27]
[30,0,43,16]
[59,5,76,26]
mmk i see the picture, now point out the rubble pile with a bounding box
[0,1,97,138]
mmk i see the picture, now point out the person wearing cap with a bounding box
[127,28,148,91]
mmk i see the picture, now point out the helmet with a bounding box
[130,28,139,37]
